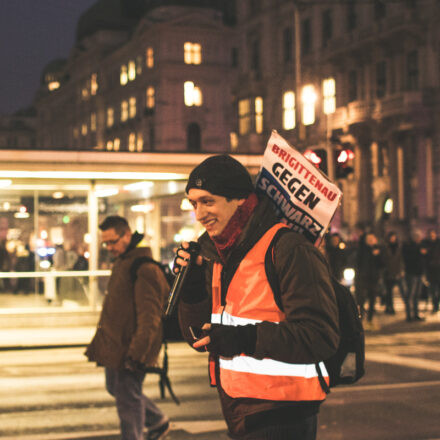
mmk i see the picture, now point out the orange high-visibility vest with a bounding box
[210,223,328,401]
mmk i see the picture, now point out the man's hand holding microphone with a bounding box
[171,241,256,357]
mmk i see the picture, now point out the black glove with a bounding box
[206,324,257,357]
[123,357,145,374]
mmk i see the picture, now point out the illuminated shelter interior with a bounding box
[0,150,260,311]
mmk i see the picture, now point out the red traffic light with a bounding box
[336,149,355,163]
[304,149,328,174]
[304,149,322,165]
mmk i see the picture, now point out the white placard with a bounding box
[256,131,342,245]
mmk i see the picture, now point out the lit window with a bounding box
[136,56,143,75]
[120,65,128,85]
[91,113,97,131]
[302,84,317,125]
[230,132,238,151]
[137,133,143,152]
[107,108,114,127]
[146,47,154,68]
[146,87,155,108]
[81,123,88,136]
[255,97,264,134]
[73,127,79,139]
[114,138,120,151]
[184,81,203,106]
[184,42,202,65]
[129,97,137,118]
[81,87,89,100]
[46,74,60,91]
[238,99,251,135]
[193,87,202,106]
[193,43,202,64]
[128,60,136,81]
[129,133,136,152]
[91,73,98,95]
[106,140,113,151]
[283,91,296,130]
[121,101,128,122]
[323,78,336,114]
[48,81,60,91]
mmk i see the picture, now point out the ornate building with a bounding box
[232,0,440,236]
[35,0,237,153]
[34,0,440,236]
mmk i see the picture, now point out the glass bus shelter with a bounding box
[0,150,261,313]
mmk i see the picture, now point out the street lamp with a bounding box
[294,3,304,142]
[301,85,317,126]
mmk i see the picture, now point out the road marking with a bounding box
[0,373,104,390]
[367,351,440,372]
[331,379,440,393]
[171,420,227,433]
[0,420,227,440]
[0,431,120,440]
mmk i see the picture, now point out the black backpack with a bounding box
[265,227,365,394]
[130,256,180,404]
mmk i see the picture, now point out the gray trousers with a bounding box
[105,367,165,440]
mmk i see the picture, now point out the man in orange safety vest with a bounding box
[174,155,339,440]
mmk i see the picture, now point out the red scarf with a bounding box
[212,193,258,261]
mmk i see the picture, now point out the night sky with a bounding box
[0,0,96,115]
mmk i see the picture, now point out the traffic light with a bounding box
[304,148,328,174]
[382,197,393,220]
[334,147,354,179]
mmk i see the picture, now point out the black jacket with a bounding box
[403,240,426,277]
[383,242,405,280]
[178,196,339,438]
[423,238,440,283]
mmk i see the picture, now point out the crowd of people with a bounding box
[324,227,440,329]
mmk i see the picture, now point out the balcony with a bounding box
[330,90,431,130]
[372,91,426,120]
[329,102,373,129]
[324,13,424,62]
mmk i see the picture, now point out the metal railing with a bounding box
[0,270,112,310]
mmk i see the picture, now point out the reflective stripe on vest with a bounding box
[210,223,328,401]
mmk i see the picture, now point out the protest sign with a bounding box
[256,130,342,245]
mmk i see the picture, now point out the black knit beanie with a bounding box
[185,155,254,199]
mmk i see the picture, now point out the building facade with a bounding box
[35,0,237,153]
[232,0,440,237]
[0,108,36,150]
[35,0,440,237]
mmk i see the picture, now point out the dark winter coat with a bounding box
[402,240,426,277]
[382,242,405,280]
[326,242,347,281]
[178,196,339,438]
[85,233,169,369]
[357,244,383,287]
[424,238,440,283]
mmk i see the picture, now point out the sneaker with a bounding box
[147,420,170,440]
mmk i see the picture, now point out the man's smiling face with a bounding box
[188,189,245,238]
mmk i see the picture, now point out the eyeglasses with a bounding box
[102,235,123,248]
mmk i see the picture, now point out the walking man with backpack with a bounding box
[85,216,170,440]
[174,155,339,440]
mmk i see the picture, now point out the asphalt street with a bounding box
[0,308,439,440]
